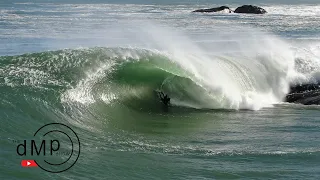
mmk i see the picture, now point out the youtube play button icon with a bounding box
[21,160,38,167]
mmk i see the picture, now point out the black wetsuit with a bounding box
[158,92,170,106]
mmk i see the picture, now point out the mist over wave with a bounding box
[2,23,317,111]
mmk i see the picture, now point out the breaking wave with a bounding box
[0,44,297,111]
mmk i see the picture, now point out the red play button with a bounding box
[21,160,38,167]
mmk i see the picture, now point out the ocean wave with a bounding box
[0,43,297,111]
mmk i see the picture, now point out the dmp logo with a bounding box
[16,123,80,173]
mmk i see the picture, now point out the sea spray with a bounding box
[0,23,301,110]
[95,22,297,110]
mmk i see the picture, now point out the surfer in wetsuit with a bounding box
[158,91,170,106]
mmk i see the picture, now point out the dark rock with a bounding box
[289,83,320,93]
[234,5,267,14]
[285,83,320,105]
[193,6,231,13]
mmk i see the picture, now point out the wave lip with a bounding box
[0,42,298,111]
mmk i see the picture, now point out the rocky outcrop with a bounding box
[234,5,267,14]
[193,6,231,13]
[285,83,320,105]
[193,5,267,14]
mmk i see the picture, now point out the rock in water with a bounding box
[234,5,267,14]
[286,83,320,105]
[192,6,231,13]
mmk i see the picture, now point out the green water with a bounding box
[2,102,320,179]
[1,47,320,180]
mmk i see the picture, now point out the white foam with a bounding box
[61,61,115,105]
[127,23,297,110]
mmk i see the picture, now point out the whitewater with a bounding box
[0,23,315,110]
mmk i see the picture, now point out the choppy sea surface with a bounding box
[1,1,320,179]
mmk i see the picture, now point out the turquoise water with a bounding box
[1,1,320,179]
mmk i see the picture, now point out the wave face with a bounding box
[0,40,296,111]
